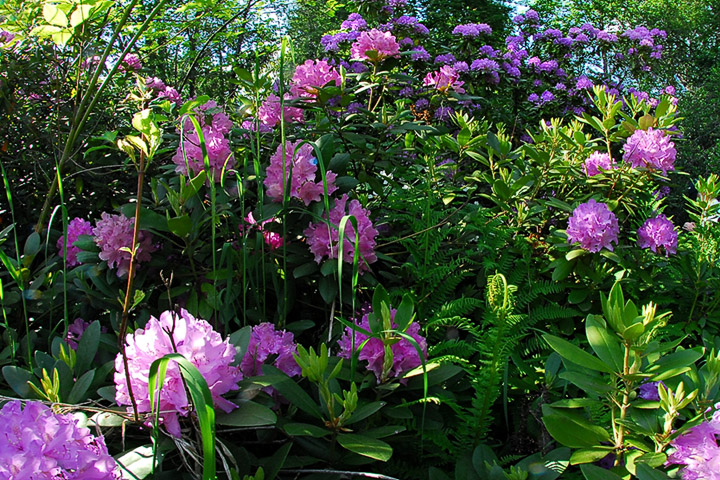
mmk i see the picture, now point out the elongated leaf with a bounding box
[116,445,154,480]
[635,464,670,480]
[284,422,330,438]
[260,365,323,419]
[216,401,276,427]
[542,408,610,448]
[544,334,613,373]
[75,320,100,374]
[337,433,393,461]
[580,464,624,480]
[585,315,623,372]
[67,369,94,403]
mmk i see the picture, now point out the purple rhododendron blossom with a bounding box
[0,400,120,479]
[93,213,155,277]
[115,309,242,437]
[119,53,141,72]
[583,151,616,176]
[264,141,338,205]
[667,405,720,480]
[158,86,182,104]
[341,13,367,31]
[66,318,90,350]
[452,23,492,37]
[410,45,430,61]
[623,127,676,174]
[240,323,301,378]
[434,53,457,64]
[350,29,400,61]
[57,217,93,266]
[304,194,379,273]
[637,381,664,401]
[337,309,427,382]
[566,199,619,252]
[637,214,678,256]
[172,124,235,180]
[290,59,342,98]
[576,76,593,89]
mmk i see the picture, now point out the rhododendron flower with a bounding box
[240,212,284,250]
[57,217,93,266]
[667,405,720,480]
[240,323,301,378]
[158,86,182,104]
[303,194,379,273]
[145,76,166,92]
[623,127,676,174]
[423,65,465,93]
[119,53,141,72]
[0,400,119,479]
[172,124,235,180]
[66,318,90,350]
[452,23,492,37]
[181,99,233,135]
[93,213,155,277]
[258,93,305,127]
[264,141,338,205]
[337,309,427,382]
[350,29,400,62]
[637,214,677,256]
[566,199,619,252]
[341,13,367,31]
[115,309,241,437]
[583,151,616,176]
[637,381,664,401]
[290,59,342,99]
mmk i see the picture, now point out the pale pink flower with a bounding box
[566,199,619,252]
[57,217,93,266]
[350,29,400,62]
[93,213,155,277]
[115,309,242,437]
[264,141,338,205]
[423,65,465,93]
[258,93,305,127]
[290,59,342,98]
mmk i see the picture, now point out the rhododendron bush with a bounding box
[1,0,720,478]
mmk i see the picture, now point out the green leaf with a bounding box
[292,262,318,278]
[580,464,624,480]
[283,422,330,437]
[585,315,623,372]
[542,408,611,448]
[344,400,386,425]
[393,293,414,332]
[648,348,704,381]
[43,3,68,26]
[67,369,95,403]
[69,4,94,27]
[2,365,36,397]
[168,215,192,238]
[216,401,277,427]
[116,445,154,480]
[75,320,100,374]
[336,433,393,461]
[570,447,614,465]
[635,464,670,480]
[259,365,324,419]
[543,334,614,373]
[24,232,41,257]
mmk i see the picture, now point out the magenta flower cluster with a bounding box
[0,400,119,479]
[350,28,401,61]
[114,309,241,437]
[583,151,616,176]
[667,404,720,480]
[423,65,465,93]
[172,99,235,181]
[65,317,90,350]
[258,93,305,128]
[623,127,676,174]
[119,53,141,72]
[240,212,283,250]
[93,212,155,277]
[637,214,678,256]
[57,217,93,266]
[291,59,342,99]
[303,194,379,273]
[337,309,427,382]
[264,140,338,205]
[566,199,619,252]
[240,322,301,378]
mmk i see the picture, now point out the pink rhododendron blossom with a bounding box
[264,141,338,205]
[240,323,301,378]
[0,400,120,479]
[667,405,720,480]
[57,217,93,266]
[119,53,141,72]
[240,212,284,250]
[172,125,235,180]
[583,151,616,176]
[423,65,465,93]
[623,127,676,174]
[181,99,233,135]
[115,309,242,437]
[637,214,677,256]
[566,199,619,252]
[290,59,342,98]
[337,309,427,382]
[93,213,155,277]
[145,76,166,92]
[158,86,182,104]
[350,29,400,61]
[303,194,379,273]
[258,93,305,127]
